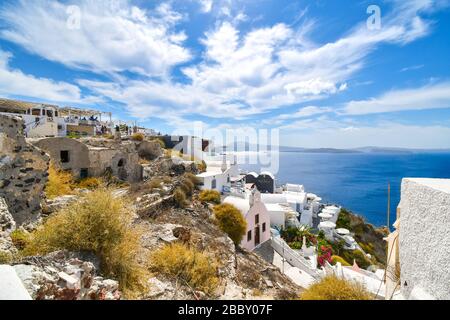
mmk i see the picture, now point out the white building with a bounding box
[0,98,112,138]
[260,185,312,227]
[223,190,271,251]
[196,155,239,193]
[385,178,450,300]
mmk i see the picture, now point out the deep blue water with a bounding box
[240,152,450,227]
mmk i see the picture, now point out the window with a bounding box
[247,230,252,242]
[255,214,259,224]
[31,109,40,116]
[211,178,217,190]
[118,159,125,167]
[262,223,266,233]
[60,150,70,163]
[80,168,88,179]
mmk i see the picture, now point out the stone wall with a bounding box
[398,178,450,299]
[0,115,49,226]
[30,137,90,178]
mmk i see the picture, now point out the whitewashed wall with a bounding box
[398,178,450,300]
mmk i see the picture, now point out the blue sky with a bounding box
[0,0,450,148]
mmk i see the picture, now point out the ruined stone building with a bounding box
[29,137,143,183]
[0,115,49,226]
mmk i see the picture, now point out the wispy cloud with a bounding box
[343,82,450,115]
[400,64,424,72]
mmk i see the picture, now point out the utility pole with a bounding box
[387,182,391,233]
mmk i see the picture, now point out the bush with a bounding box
[197,161,207,173]
[10,229,31,251]
[199,190,221,204]
[24,189,148,295]
[180,179,195,196]
[151,138,165,149]
[213,204,247,246]
[148,178,163,191]
[300,276,372,300]
[331,255,351,266]
[336,208,351,230]
[76,177,102,190]
[184,173,201,186]
[131,133,144,141]
[174,188,188,208]
[45,164,74,199]
[341,249,372,269]
[0,251,12,264]
[150,243,219,295]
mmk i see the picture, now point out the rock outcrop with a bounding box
[0,115,49,227]
[14,251,121,300]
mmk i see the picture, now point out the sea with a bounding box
[239,151,450,227]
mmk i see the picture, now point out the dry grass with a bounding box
[213,204,247,246]
[300,276,372,300]
[131,133,145,141]
[173,188,188,208]
[180,179,195,196]
[24,189,148,296]
[199,190,221,204]
[150,243,219,295]
[75,177,102,190]
[10,229,31,251]
[45,163,74,199]
[184,173,201,186]
[0,251,12,264]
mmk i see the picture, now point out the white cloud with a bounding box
[0,49,93,103]
[0,0,191,76]
[275,106,332,121]
[0,0,446,135]
[198,0,213,13]
[281,121,450,149]
[343,82,450,115]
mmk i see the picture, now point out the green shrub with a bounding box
[331,255,351,266]
[199,190,221,204]
[336,208,351,230]
[10,229,31,251]
[300,276,372,300]
[174,188,188,208]
[341,249,371,269]
[213,204,247,246]
[24,189,148,296]
[150,243,219,295]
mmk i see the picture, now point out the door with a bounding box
[255,226,260,246]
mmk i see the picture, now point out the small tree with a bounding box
[300,276,372,300]
[213,204,247,246]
